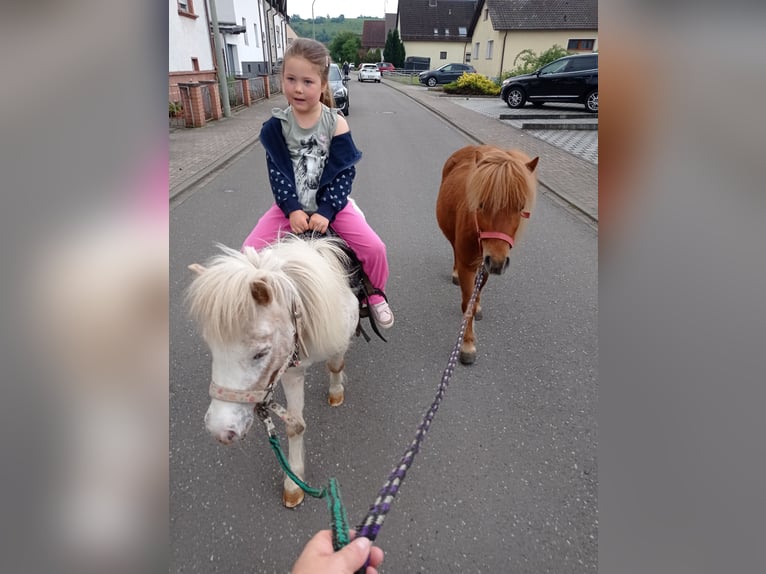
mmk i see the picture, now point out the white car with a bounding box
[358,63,381,83]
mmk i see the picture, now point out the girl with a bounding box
[242,38,393,328]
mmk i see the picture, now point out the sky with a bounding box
[287,0,398,20]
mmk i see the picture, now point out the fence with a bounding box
[268,73,282,95]
[201,84,213,120]
[170,74,278,129]
[227,79,245,109]
[249,75,267,103]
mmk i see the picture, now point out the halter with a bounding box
[475,210,530,248]
[207,298,306,408]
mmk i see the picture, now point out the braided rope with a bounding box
[261,268,484,565]
[355,269,485,542]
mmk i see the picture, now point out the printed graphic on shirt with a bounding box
[294,134,329,211]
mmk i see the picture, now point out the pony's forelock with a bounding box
[467,148,536,214]
[186,238,353,357]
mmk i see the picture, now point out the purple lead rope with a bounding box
[353,270,485,572]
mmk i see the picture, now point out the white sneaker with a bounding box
[370,301,394,329]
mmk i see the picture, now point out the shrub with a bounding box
[500,44,570,82]
[169,101,183,117]
[443,73,501,96]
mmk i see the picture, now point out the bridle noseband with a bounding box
[475,210,530,248]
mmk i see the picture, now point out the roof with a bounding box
[398,0,478,42]
[362,20,386,48]
[480,0,598,31]
[385,12,398,37]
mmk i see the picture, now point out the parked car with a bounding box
[376,62,395,73]
[418,63,476,87]
[328,63,349,116]
[500,53,598,113]
[358,63,381,83]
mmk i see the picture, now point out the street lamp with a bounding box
[312,0,317,40]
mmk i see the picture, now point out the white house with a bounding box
[169,0,289,102]
[169,0,217,95]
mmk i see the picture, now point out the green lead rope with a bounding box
[267,435,351,551]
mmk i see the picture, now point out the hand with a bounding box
[291,530,384,574]
[308,213,330,234]
[289,210,310,233]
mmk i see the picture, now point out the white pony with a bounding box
[186,236,359,507]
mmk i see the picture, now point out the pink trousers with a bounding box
[242,200,389,304]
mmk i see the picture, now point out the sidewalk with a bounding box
[169,80,597,222]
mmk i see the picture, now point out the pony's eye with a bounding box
[252,349,270,361]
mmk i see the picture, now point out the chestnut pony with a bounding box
[436,145,539,365]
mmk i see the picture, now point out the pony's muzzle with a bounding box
[484,255,510,275]
[216,429,240,444]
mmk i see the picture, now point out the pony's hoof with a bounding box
[474,308,483,321]
[451,274,459,285]
[283,489,305,508]
[328,392,344,407]
[459,350,476,365]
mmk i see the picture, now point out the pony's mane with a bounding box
[186,237,353,357]
[466,147,536,214]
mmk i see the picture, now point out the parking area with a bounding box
[451,98,598,165]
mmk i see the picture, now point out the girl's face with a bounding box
[282,55,325,115]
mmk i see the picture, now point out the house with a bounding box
[468,0,598,80]
[169,0,217,102]
[397,0,478,70]
[169,0,289,99]
[361,19,386,57]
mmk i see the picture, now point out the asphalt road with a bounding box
[170,79,598,573]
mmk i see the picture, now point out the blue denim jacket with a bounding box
[259,116,363,222]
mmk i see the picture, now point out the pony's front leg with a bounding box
[326,352,346,407]
[280,366,306,508]
[457,265,485,365]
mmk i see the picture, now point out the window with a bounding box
[474,42,480,60]
[177,0,197,18]
[567,55,598,72]
[444,28,450,36]
[243,18,248,45]
[191,57,199,71]
[483,8,489,20]
[440,51,447,60]
[465,52,471,62]
[458,26,467,36]
[254,24,260,47]
[434,28,439,35]
[486,40,493,60]
[429,0,437,6]
[567,38,595,51]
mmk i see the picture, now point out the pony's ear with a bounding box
[188,263,206,275]
[250,280,272,305]
[526,156,540,173]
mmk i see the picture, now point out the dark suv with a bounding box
[328,63,349,116]
[500,53,598,112]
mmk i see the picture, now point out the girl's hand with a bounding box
[308,213,330,234]
[289,210,310,233]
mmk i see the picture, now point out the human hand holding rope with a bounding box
[291,530,384,574]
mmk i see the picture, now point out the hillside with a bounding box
[289,15,383,43]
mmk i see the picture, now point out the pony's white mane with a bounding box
[186,237,354,359]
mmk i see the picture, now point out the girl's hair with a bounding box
[282,38,335,108]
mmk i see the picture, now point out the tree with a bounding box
[328,31,361,65]
[362,48,381,64]
[384,29,406,68]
